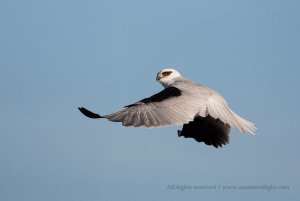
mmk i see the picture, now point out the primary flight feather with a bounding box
[79,68,256,148]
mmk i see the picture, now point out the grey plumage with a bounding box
[79,68,256,147]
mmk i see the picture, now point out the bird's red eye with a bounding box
[162,71,172,76]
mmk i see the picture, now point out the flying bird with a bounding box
[79,68,256,148]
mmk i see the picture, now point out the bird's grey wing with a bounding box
[101,86,203,128]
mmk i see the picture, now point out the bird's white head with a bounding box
[156,68,182,87]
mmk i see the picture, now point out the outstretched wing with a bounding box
[79,86,203,128]
[78,81,256,134]
[103,86,203,127]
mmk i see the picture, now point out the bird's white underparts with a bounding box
[79,68,256,148]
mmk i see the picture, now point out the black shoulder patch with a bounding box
[141,87,181,103]
[178,115,231,148]
[125,87,182,107]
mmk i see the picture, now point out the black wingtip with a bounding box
[78,107,103,119]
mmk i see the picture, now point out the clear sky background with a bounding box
[0,0,299,201]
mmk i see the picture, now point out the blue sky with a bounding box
[0,0,299,200]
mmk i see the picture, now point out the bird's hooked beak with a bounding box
[156,73,161,81]
[156,73,162,81]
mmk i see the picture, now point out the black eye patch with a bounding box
[162,71,172,76]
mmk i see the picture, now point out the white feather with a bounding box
[102,69,256,134]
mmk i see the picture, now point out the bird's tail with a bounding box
[226,107,256,134]
[207,99,256,135]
